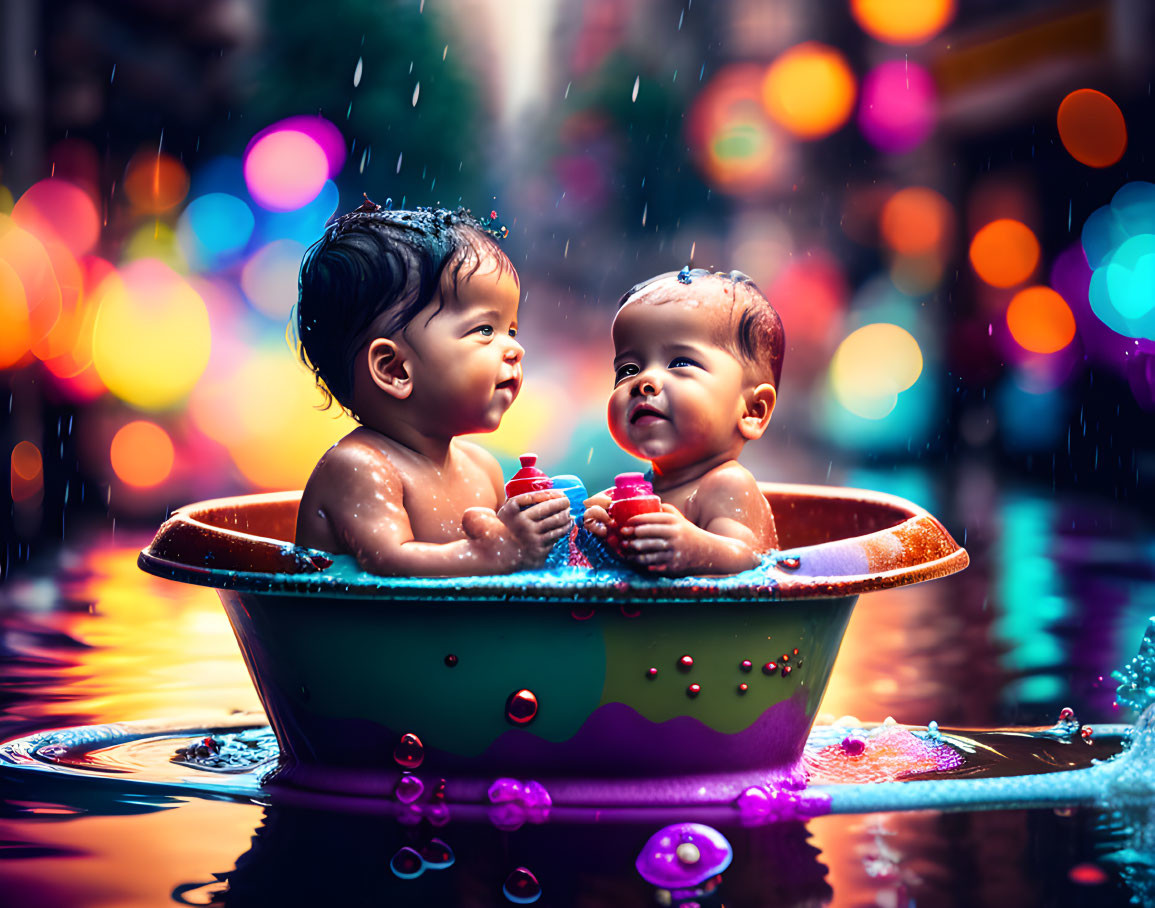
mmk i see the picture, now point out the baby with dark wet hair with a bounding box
[294,200,570,576]
[584,268,783,575]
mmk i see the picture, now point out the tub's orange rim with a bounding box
[138,484,968,601]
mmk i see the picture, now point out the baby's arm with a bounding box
[315,444,539,576]
[620,468,775,576]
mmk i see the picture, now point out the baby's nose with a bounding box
[504,338,525,362]
[632,371,660,396]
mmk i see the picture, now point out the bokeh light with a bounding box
[11,179,100,255]
[123,151,190,213]
[123,221,188,271]
[1079,183,1155,341]
[0,259,31,368]
[253,179,340,247]
[29,240,83,362]
[241,239,306,319]
[91,259,211,410]
[10,440,43,503]
[190,343,354,489]
[0,184,13,213]
[1057,89,1126,169]
[851,0,954,45]
[0,215,63,347]
[830,322,923,418]
[247,116,345,180]
[767,252,848,347]
[177,193,255,269]
[880,187,953,255]
[761,42,856,139]
[857,60,936,154]
[687,65,787,196]
[244,129,330,212]
[969,219,1039,288]
[109,420,175,488]
[1006,286,1076,354]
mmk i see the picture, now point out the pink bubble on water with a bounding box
[244,129,329,212]
[857,60,936,154]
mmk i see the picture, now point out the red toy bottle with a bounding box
[505,454,554,499]
[607,472,662,553]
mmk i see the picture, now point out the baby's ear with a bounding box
[738,383,776,441]
[366,338,413,400]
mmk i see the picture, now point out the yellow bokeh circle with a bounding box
[830,323,923,419]
[762,43,857,139]
[851,0,955,45]
[91,259,211,410]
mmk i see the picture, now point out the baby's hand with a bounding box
[582,492,613,539]
[497,490,572,567]
[619,504,701,574]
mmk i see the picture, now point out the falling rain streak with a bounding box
[353,57,363,87]
[632,76,640,102]
[412,82,420,106]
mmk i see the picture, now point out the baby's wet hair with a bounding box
[295,199,517,413]
[618,268,785,390]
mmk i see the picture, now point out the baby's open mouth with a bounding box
[496,376,520,393]
[630,405,668,425]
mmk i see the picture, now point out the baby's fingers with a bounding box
[520,498,571,523]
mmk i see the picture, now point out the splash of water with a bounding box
[1114,617,1155,714]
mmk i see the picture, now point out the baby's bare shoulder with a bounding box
[308,430,404,494]
[699,461,762,498]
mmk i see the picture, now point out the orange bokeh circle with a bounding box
[851,0,955,45]
[880,187,953,255]
[1006,286,1076,354]
[123,151,190,214]
[1057,89,1127,168]
[762,43,856,139]
[109,420,175,488]
[969,219,1039,288]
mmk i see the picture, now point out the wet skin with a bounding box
[584,276,779,575]
[296,249,571,576]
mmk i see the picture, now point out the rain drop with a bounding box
[506,689,539,725]
[353,57,363,87]
[641,203,647,226]
[632,75,640,102]
[390,846,424,880]
[395,773,424,803]
[412,82,421,106]
[678,654,694,672]
[394,732,424,769]
[444,653,458,667]
[396,152,403,173]
[503,867,542,904]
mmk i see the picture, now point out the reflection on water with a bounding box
[1,479,1154,906]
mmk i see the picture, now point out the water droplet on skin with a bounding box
[394,732,424,769]
[687,683,701,697]
[632,75,640,102]
[647,667,658,678]
[395,773,424,803]
[739,659,752,672]
[503,867,542,904]
[390,846,424,879]
[678,654,694,672]
[677,265,692,284]
[737,683,748,694]
[444,653,458,667]
[762,661,777,675]
[506,689,539,725]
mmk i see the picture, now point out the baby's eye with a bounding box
[473,325,495,337]
[614,363,640,384]
[669,356,702,370]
